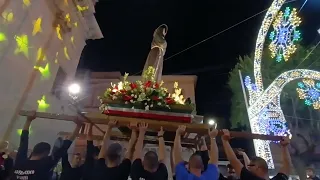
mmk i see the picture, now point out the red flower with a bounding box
[165,97,175,104]
[154,83,159,89]
[120,89,127,94]
[130,83,137,89]
[123,95,132,101]
[152,96,160,101]
[145,81,152,88]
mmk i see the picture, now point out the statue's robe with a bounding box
[143,24,168,83]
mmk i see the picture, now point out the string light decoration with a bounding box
[297,79,320,109]
[244,76,258,105]
[269,7,301,62]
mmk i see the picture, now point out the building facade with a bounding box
[0,0,102,148]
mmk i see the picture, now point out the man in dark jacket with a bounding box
[0,141,13,180]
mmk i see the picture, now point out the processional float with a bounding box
[19,24,282,146]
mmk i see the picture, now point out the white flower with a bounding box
[150,104,153,108]
[125,101,129,104]
[134,95,137,98]
[157,102,161,106]
[131,94,134,97]
[145,105,149,111]
[99,105,105,111]
[130,100,134,103]
[147,99,150,101]
[145,102,147,105]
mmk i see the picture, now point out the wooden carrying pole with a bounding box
[19,110,283,141]
[58,132,195,148]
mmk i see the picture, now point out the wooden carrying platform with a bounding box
[19,110,283,141]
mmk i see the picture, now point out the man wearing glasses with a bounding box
[221,129,292,180]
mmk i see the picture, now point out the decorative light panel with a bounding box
[297,79,320,109]
[269,7,301,62]
[247,0,286,169]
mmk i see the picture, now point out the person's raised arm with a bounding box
[279,137,292,176]
[51,123,82,166]
[61,152,71,170]
[133,122,148,161]
[237,149,250,168]
[16,113,36,163]
[200,137,208,151]
[173,125,185,166]
[221,129,244,176]
[98,120,117,159]
[85,123,94,161]
[158,126,165,163]
[124,122,138,160]
[208,128,218,165]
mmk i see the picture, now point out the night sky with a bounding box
[79,0,320,128]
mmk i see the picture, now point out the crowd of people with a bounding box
[0,114,319,180]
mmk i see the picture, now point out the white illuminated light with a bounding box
[68,83,81,95]
[208,119,215,126]
[245,0,320,169]
[318,28,320,35]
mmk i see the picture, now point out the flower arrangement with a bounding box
[99,66,194,113]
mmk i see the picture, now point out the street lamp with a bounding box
[208,119,215,126]
[68,83,81,100]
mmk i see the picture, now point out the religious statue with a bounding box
[142,24,168,83]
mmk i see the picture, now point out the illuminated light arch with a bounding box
[297,79,320,109]
[269,7,301,62]
[245,0,320,169]
[248,69,320,168]
[252,0,286,99]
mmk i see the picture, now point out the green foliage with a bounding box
[228,44,320,129]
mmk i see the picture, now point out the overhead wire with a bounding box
[132,0,297,76]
